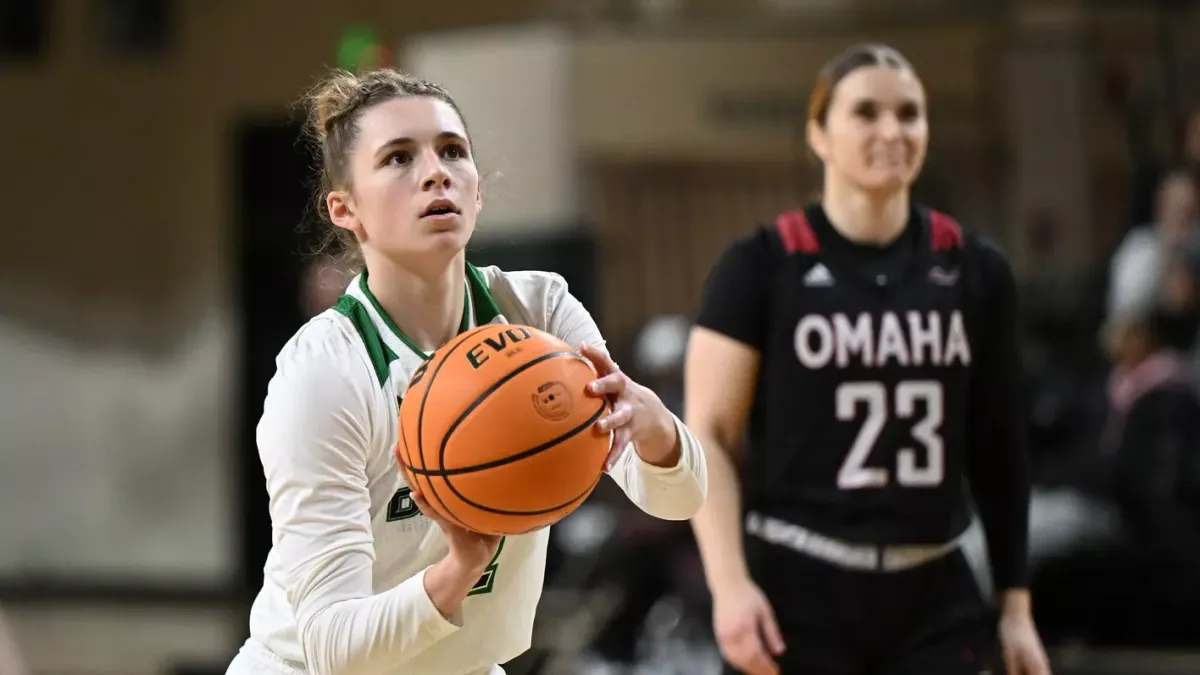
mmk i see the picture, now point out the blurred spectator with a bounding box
[1158,234,1200,353]
[1108,169,1199,324]
[1101,309,1200,571]
[1033,306,1200,645]
[1127,104,1200,228]
[630,314,691,415]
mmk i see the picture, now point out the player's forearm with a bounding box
[297,567,464,675]
[689,434,750,591]
[967,436,1031,592]
[612,415,708,521]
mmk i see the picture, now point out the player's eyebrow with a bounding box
[375,132,468,157]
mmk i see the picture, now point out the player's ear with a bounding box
[327,190,363,237]
[806,119,830,162]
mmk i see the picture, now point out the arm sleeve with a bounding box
[540,274,708,520]
[694,230,774,350]
[963,241,1032,592]
[258,325,459,675]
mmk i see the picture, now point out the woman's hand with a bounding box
[410,485,502,570]
[408,484,502,620]
[578,342,681,469]
[998,592,1052,675]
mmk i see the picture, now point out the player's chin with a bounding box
[419,217,473,249]
[860,168,918,193]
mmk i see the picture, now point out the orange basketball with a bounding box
[395,324,612,535]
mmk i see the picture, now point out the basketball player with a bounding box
[686,44,1050,675]
[225,68,707,675]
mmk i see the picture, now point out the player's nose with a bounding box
[875,112,902,139]
[418,149,451,191]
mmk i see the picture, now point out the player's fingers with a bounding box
[587,372,626,397]
[577,342,619,376]
[739,649,779,675]
[605,428,632,469]
[727,631,778,675]
[597,401,634,433]
[757,606,787,656]
[409,485,434,513]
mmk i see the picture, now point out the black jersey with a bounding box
[696,204,1030,590]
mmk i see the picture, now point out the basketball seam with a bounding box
[414,324,495,529]
[439,349,594,471]
[437,350,608,522]
[407,398,608,476]
[450,476,603,521]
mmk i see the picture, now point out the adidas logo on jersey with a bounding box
[804,263,834,286]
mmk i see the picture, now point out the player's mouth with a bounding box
[869,148,909,169]
[420,198,461,221]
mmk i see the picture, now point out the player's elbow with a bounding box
[299,607,349,675]
[641,469,708,521]
[298,604,374,675]
[673,477,708,520]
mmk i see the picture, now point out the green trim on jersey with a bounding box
[466,263,503,325]
[332,295,399,386]
[356,273,469,360]
[355,263,501,360]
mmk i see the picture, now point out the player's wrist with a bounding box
[706,564,753,600]
[634,409,681,467]
[432,553,488,593]
[997,588,1033,619]
[444,543,494,578]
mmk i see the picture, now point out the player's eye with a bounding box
[853,101,877,121]
[384,150,412,167]
[441,143,469,160]
[897,103,922,121]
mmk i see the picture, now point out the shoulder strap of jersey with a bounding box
[927,209,990,336]
[778,208,964,252]
[927,209,964,251]
[775,210,820,254]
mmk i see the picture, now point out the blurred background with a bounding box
[3,0,1200,673]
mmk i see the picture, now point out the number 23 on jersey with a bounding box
[836,380,944,490]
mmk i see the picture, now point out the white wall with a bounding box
[403,23,583,237]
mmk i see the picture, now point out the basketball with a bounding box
[395,324,612,535]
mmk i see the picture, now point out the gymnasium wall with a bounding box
[0,0,549,593]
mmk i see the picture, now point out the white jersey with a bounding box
[239,264,707,675]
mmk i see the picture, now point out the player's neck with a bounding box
[821,184,910,245]
[365,252,468,352]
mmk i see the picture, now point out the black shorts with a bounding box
[723,534,999,675]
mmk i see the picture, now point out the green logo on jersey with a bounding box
[386,487,420,521]
[469,536,506,596]
[387,481,506,595]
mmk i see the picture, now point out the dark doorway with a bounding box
[232,117,318,601]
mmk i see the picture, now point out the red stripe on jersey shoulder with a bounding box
[775,210,819,254]
[928,210,964,251]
